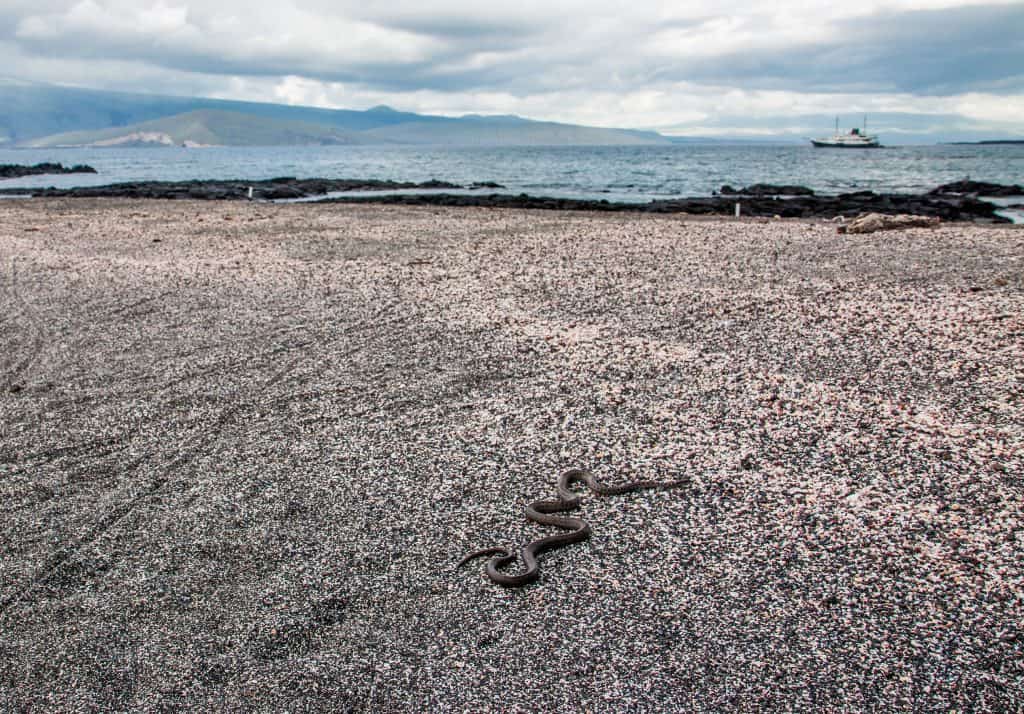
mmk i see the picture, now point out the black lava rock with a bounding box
[0,177,1012,223]
[928,180,1023,197]
[0,163,98,178]
[720,184,815,196]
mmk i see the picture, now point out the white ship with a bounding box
[811,117,881,148]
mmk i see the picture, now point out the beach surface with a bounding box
[1,199,1021,711]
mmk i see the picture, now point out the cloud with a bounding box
[15,0,192,39]
[641,4,1024,95]
[8,1,445,80]
[1,0,1022,136]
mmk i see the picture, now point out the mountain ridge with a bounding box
[24,109,386,148]
[0,81,670,147]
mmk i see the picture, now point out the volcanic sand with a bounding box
[1,198,1021,711]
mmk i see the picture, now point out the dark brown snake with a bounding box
[457,468,688,587]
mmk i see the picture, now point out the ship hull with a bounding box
[811,139,882,148]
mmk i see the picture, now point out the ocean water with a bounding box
[1,143,1022,203]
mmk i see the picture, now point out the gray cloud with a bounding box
[1,1,605,93]
[642,4,1024,95]
[6,2,1021,94]
[840,5,1024,94]
[1,1,1022,135]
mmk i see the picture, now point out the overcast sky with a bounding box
[2,0,1023,137]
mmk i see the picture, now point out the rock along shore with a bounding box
[0,162,98,179]
[0,178,1019,222]
[316,188,1010,222]
[0,177,496,201]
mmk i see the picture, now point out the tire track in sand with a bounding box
[1,258,47,391]
[0,341,308,617]
[0,310,410,617]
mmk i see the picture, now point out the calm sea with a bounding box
[2,143,1022,205]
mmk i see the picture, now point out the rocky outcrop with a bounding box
[719,184,815,196]
[0,177,466,201]
[318,190,1009,222]
[0,163,97,179]
[0,177,1013,223]
[929,180,1024,197]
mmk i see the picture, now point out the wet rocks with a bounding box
[719,184,816,196]
[0,177,1015,223]
[929,180,1024,197]
[0,163,97,179]
[0,177,465,201]
[320,190,1010,223]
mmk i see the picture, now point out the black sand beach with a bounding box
[1,198,1021,711]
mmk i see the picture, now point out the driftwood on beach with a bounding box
[837,212,942,234]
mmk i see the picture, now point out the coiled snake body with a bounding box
[457,468,687,587]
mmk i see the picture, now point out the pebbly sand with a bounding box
[0,198,1021,711]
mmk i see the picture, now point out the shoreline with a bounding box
[1,199,1022,711]
[0,177,1021,222]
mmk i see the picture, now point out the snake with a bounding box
[457,468,688,587]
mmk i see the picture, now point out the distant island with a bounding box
[949,140,1024,145]
[0,81,670,148]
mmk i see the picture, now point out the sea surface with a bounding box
[2,143,1022,205]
